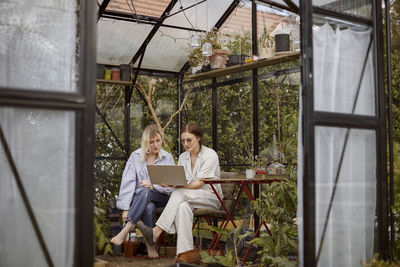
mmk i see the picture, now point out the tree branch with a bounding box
[163,85,193,131]
[137,83,163,131]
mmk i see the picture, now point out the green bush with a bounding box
[251,179,298,266]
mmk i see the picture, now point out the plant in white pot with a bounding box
[259,28,275,59]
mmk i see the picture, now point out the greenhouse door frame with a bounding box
[300,0,389,266]
[0,1,96,266]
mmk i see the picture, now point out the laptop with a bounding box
[146,165,188,185]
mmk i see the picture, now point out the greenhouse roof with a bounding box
[96,0,371,74]
[96,0,301,73]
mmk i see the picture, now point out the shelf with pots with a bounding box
[96,63,132,86]
[186,51,300,81]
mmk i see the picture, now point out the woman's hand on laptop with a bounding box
[140,180,154,190]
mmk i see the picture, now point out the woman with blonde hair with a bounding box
[111,124,174,258]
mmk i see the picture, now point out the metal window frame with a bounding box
[0,1,96,266]
[300,0,389,266]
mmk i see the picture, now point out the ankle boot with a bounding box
[172,249,201,264]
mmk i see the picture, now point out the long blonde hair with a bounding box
[140,124,163,162]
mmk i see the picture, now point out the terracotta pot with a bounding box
[123,240,140,257]
[209,49,229,69]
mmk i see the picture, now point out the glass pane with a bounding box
[183,87,213,148]
[313,0,372,19]
[96,84,126,157]
[217,81,252,171]
[135,28,191,72]
[106,0,170,17]
[97,19,153,65]
[0,1,78,92]
[313,23,375,116]
[129,76,178,157]
[130,95,146,150]
[259,70,300,172]
[164,0,234,30]
[315,126,376,266]
[257,2,300,59]
[0,107,75,267]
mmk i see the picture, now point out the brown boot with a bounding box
[173,249,201,264]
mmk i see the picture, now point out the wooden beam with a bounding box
[186,52,300,81]
[96,79,133,86]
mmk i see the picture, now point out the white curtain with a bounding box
[298,23,377,267]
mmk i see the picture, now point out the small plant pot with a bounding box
[120,64,131,81]
[123,239,140,257]
[259,46,275,59]
[227,54,247,66]
[96,64,105,79]
[209,49,229,69]
[275,33,290,53]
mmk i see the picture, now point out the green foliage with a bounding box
[225,31,252,56]
[165,233,177,246]
[199,225,252,267]
[94,203,113,255]
[390,0,400,54]
[362,254,400,267]
[94,83,127,255]
[391,53,400,143]
[251,179,298,266]
[182,85,213,147]
[392,142,400,257]
[390,1,400,258]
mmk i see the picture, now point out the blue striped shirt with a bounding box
[116,148,175,210]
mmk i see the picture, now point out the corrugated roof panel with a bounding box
[97,18,153,65]
[129,0,236,72]
[106,0,170,18]
[164,0,235,31]
[265,0,299,8]
[220,4,291,37]
[313,0,372,19]
[134,27,191,72]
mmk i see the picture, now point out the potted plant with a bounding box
[209,48,230,69]
[226,32,252,66]
[259,28,275,59]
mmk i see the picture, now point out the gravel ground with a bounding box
[95,254,180,267]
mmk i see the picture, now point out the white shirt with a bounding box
[178,145,223,199]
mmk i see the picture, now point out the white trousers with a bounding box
[156,188,220,255]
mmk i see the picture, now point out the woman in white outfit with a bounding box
[137,122,223,264]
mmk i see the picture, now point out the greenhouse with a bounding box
[0,0,398,267]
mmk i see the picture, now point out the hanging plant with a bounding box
[187,28,224,70]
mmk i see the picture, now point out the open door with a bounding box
[299,0,388,266]
[0,1,96,266]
